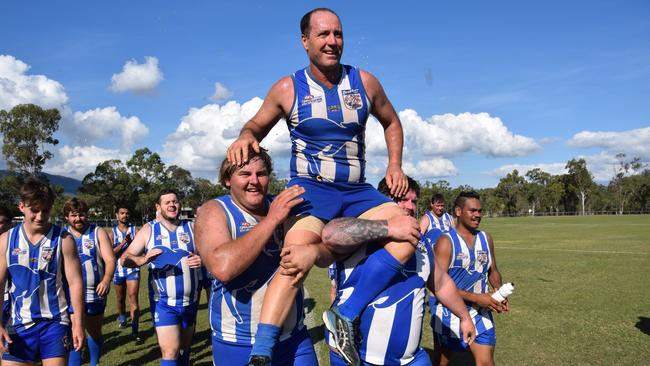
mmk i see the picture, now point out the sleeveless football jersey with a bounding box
[70,224,105,304]
[425,211,454,233]
[5,224,69,329]
[146,220,200,307]
[112,225,139,278]
[287,65,371,183]
[431,228,495,338]
[209,195,305,345]
[328,235,435,365]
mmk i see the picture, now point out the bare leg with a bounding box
[469,342,495,366]
[156,325,181,360]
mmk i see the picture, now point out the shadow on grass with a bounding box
[635,316,650,336]
[304,297,316,314]
[309,323,325,344]
[424,346,476,366]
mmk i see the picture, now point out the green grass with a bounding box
[96,215,650,365]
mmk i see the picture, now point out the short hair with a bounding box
[114,203,130,214]
[218,147,273,187]
[453,191,481,211]
[377,176,420,198]
[63,197,89,217]
[156,188,180,204]
[20,179,55,209]
[300,8,340,36]
[431,193,445,204]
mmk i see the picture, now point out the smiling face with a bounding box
[225,157,270,214]
[156,193,180,222]
[19,201,52,232]
[396,189,418,217]
[65,209,89,233]
[455,197,482,232]
[116,208,130,225]
[301,10,344,72]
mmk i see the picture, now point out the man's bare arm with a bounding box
[61,234,85,351]
[121,224,157,268]
[322,215,419,255]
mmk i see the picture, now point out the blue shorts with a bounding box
[113,270,140,285]
[2,321,71,362]
[152,301,198,328]
[69,300,106,316]
[211,327,317,366]
[434,326,496,351]
[287,177,392,221]
[330,346,431,366]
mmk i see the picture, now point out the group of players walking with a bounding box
[0,7,510,366]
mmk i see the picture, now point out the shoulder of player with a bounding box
[358,69,382,94]
[268,75,295,99]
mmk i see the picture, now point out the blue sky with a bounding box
[1,1,649,187]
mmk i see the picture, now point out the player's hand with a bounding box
[186,253,202,268]
[0,325,12,353]
[124,233,133,244]
[72,322,85,351]
[500,298,510,313]
[385,164,408,198]
[280,244,317,286]
[476,293,506,313]
[144,248,163,264]
[227,130,260,166]
[387,214,420,246]
[459,316,476,345]
[267,185,305,225]
[96,280,110,297]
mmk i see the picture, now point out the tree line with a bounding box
[1,104,649,222]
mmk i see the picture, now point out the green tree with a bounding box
[79,159,137,219]
[127,148,167,220]
[525,168,552,216]
[0,104,61,174]
[268,172,288,195]
[495,169,526,216]
[610,153,643,214]
[565,158,594,215]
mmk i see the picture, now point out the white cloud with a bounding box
[567,127,650,158]
[0,54,69,111]
[397,110,540,157]
[110,56,163,94]
[162,98,290,175]
[403,158,459,178]
[46,145,129,179]
[62,107,149,151]
[210,82,233,103]
[489,163,568,178]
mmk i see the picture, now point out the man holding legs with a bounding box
[108,204,142,342]
[0,179,85,366]
[63,198,116,366]
[121,189,202,366]
[227,8,414,364]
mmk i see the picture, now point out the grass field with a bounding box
[93,215,649,365]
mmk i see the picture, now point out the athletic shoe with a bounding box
[132,332,143,343]
[118,320,128,329]
[323,306,361,366]
[247,355,271,366]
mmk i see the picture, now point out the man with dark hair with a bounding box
[431,191,508,366]
[420,193,454,234]
[63,198,115,366]
[227,7,415,363]
[0,206,12,235]
[122,189,202,366]
[195,150,319,366]
[281,177,475,365]
[0,179,85,366]
[108,204,141,341]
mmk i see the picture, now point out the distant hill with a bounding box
[0,170,82,195]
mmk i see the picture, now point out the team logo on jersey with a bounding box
[239,222,253,233]
[178,232,190,244]
[302,94,323,106]
[83,238,95,250]
[12,248,26,256]
[41,247,54,262]
[342,89,362,110]
[455,252,468,261]
[476,250,488,264]
[328,105,340,113]
[156,234,168,242]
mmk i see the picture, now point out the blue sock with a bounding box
[178,349,190,366]
[118,313,127,323]
[160,360,178,366]
[67,349,82,366]
[337,248,403,319]
[131,309,140,334]
[87,335,103,366]
[250,323,281,358]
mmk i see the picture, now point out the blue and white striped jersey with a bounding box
[5,224,69,329]
[287,65,370,183]
[70,224,105,304]
[209,195,305,345]
[425,211,454,233]
[112,225,139,278]
[329,237,435,365]
[146,220,200,307]
[431,228,494,339]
